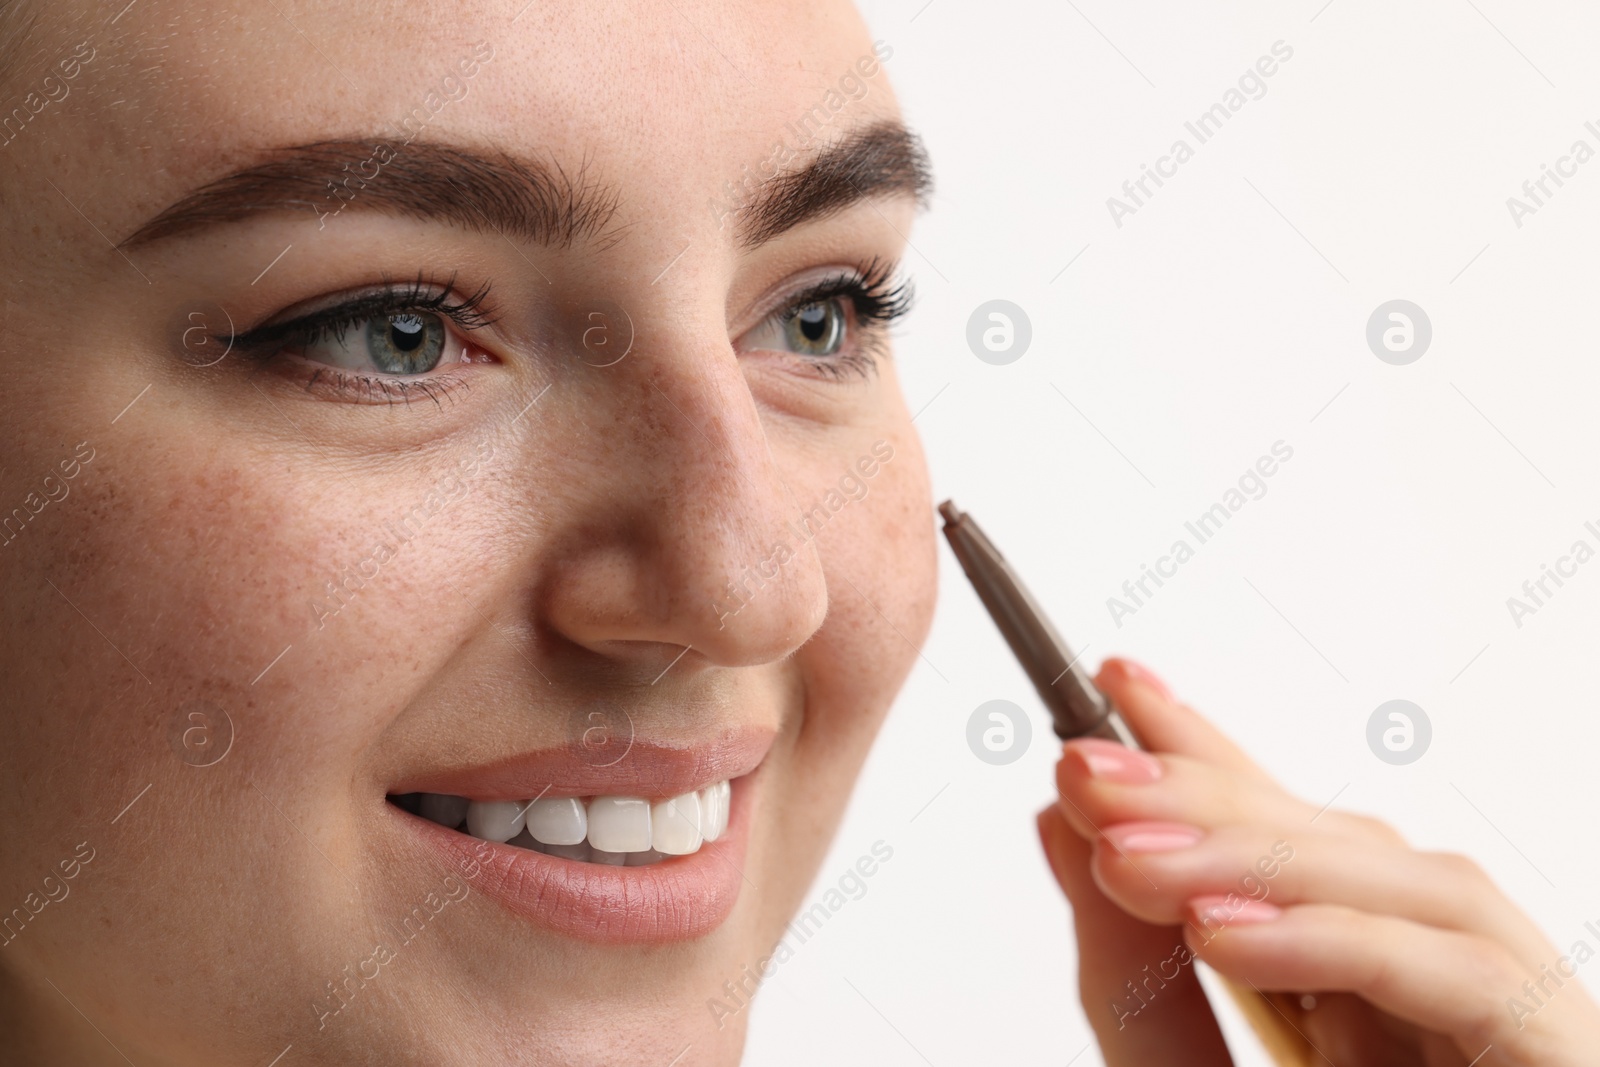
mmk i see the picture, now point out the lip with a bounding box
[387,725,774,801]
[393,770,755,944]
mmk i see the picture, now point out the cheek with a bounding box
[0,431,501,1044]
[795,424,937,752]
[0,432,484,853]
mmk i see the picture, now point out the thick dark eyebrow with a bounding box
[118,120,931,251]
[120,140,624,250]
[738,120,932,246]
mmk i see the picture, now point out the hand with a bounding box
[1037,657,1600,1066]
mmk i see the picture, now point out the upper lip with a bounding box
[387,724,774,800]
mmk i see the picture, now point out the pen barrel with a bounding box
[942,512,1113,740]
[1084,706,1139,747]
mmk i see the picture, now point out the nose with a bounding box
[533,327,830,672]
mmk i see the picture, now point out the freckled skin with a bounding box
[0,2,936,1065]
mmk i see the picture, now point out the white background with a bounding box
[745,1,1600,1064]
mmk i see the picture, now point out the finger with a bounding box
[1055,738,1408,850]
[1056,741,1300,837]
[1094,657,1271,783]
[1088,824,1557,968]
[1055,741,1310,843]
[1185,900,1557,1062]
[1037,805,1233,1067]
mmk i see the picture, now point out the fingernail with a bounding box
[1064,738,1163,783]
[1103,821,1204,853]
[1189,894,1282,927]
[1113,658,1174,702]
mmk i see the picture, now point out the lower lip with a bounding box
[394,779,752,944]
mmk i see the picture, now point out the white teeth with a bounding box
[423,779,732,864]
[420,793,468,829]
[700,780,730,842]
[525,796,587,846]
[587,795,652,853]
[466,800,526,843]
[651,793,703,855]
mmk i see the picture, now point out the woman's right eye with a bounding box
[291,310,462,376]
[227,277,499,395]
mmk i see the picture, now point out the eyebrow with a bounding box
[118,120,931,251]
[738,120,932,245]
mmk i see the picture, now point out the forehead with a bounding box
[22,0,897,243]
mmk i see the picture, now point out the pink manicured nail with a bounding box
[1119,658,1174,702]
[1064,738,1163,783]
[1190,894,1282,928]
[1103,822,1204,853]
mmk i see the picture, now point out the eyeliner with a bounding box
[938,500,1135,744]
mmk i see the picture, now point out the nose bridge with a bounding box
[644,344,826,646]
[543,322,829,667]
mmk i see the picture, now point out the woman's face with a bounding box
[0,1,935,1063]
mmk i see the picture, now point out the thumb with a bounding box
[1038,802,1234,1067]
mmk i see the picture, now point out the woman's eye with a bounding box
[297,310,456,375]
[745,295,851,360]
[782,298,847,357]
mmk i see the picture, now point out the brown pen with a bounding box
[938,500,1135,745]
[938,498,1317,1067]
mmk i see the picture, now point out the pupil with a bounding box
[799,305,827,342]
[390,315,424,352]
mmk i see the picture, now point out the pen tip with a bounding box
[937,499,963,525]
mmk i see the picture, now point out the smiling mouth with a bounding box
[389,781,732,867]
[384,731,768,942]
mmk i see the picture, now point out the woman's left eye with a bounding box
[746,295,855,360]
[781,298,848,357]
[739,260,911,377]
[297,311,457,375]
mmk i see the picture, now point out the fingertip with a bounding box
[1093,659,1269,778]
[1181,895,1284,956]
[1098,656,1175,704]
[1036,803,1071,884]
[1061,737,1164,784]
[1035,801,1060,841]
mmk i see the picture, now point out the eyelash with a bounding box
[227,261,914,402]
[777,257,915,380]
